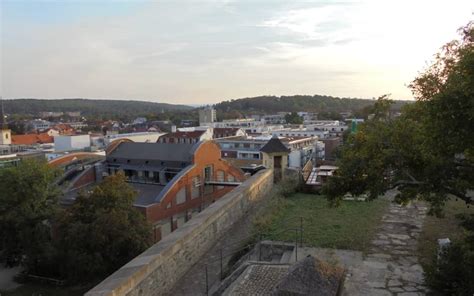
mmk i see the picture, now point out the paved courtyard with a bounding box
[343,199,428,296]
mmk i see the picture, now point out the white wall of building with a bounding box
[54,135,91,152]
[288,150,302,168]
[104,132,165,146]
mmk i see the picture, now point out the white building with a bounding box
[303,120,348,137]
[212,118,262,128]
[67,122,88,130]
[132,117,147,125]
[54,135,91,152]
[262,113,287,124]
[199,107,216,126]
[29,119,52,131]
[104,132,165,146]
[272,128,329,139]
[297,112,317,121]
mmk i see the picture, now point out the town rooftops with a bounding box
[108,141,199,163]
[11,133,53,145]
[260,136,290,153]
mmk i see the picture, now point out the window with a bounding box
[176,188,186,204]
[227,175,235,182]
[204,166,213,181]
[217,171,224,190]
[192,176,201,199]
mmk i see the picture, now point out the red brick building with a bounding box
[104,140,245,242]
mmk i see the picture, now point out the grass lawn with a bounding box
[260,193,389,252]
[417,198,474,270]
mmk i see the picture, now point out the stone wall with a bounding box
[85,169,274,296]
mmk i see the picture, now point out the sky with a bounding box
[1,0,473,104]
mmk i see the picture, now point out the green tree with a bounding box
[55,173,152,282]
[323,22,474,213]
[284,112,303,124]
[0,159,60,272]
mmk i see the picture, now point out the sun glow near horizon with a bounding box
[1,0,472,104]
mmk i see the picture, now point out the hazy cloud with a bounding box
[1,0,473,103]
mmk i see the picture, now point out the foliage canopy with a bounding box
[55,173,152,282]
[323,23,474,214]
[0,159,60,271]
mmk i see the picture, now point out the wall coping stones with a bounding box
[86,169,273,296]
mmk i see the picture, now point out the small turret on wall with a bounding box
[260,135,290,183]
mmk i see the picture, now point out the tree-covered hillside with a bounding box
[215,95,409,118]
[3,99,193,118]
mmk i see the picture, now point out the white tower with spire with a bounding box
[0,97,12,145]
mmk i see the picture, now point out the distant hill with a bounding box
[215,95,409,116]
[3,99,193,118]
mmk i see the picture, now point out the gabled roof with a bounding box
[260,136,290,153]
[12,133,53,145]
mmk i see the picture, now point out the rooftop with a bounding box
[160,130,205,139]
[132,183,167,206]
[260,136,290,154]
[11,133,53,145]
[108,142,199,163]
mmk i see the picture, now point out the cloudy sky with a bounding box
[1,0,472,104]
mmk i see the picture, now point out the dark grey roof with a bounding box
[260,136,290,153]
[131,183,166,206]
[108,142,200,162]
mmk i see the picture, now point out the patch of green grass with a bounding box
[417,198,474,270]
[260,193,389,252]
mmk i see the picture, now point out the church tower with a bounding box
[0,97,12,145]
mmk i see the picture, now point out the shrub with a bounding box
[277,175,301,198]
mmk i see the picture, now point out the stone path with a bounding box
[343,199,428,296]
